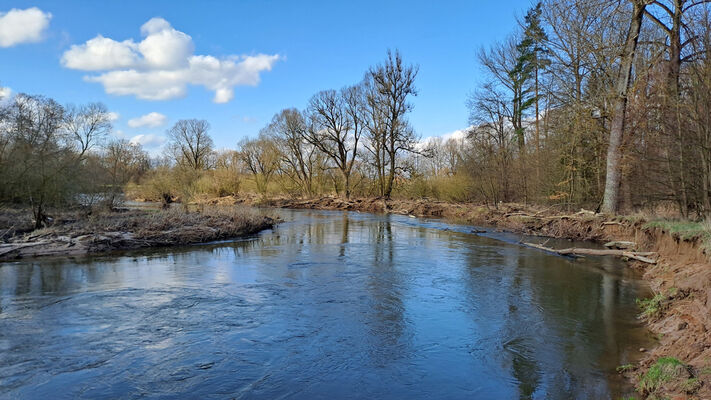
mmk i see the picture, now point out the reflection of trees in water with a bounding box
[460,242,544,399]
[458,237,643,399]
[339,213,348,258]
[504,257,542,399]
[492,247,639,398]
[363,215,410,366]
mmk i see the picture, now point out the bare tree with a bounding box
[368,49,419,198]
[103,139,149,208]
[467,83,516,204]
[3,95,68,227]
[237,133,281,195]
[268,108,318,196]
[304,87,362,198]
[601,0,650,214]
[167,119,214,170]
[64,102,112,160]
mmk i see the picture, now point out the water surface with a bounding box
[0,209,650,399]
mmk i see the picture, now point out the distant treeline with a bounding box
[3,0,711,228]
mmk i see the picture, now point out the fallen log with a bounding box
[604,240,636,250]
[622,252,657,264]
[522,242,657,264]
[0,241,50,257]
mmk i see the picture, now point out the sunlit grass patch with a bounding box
[635,288,677,320]
[637,357,696,396]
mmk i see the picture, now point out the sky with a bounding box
[0,0,532,152]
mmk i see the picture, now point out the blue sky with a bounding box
[0,1,532,151]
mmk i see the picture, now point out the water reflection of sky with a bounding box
[0,209,651,399]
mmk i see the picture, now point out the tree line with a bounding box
[0,94,149,227]
[3,0,711,224]
[465,0,711,216]
[134,50,422,203]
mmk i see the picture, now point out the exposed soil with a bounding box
[201,194,711,399]
[0,206,276,261]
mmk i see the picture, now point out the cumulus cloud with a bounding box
[61,36,140,71]
[0,7,52,47]
[418,127,470,149]
[129,133,166,148]
[107,111,120,121]
[128,112,166,128]
[61,17,280,103]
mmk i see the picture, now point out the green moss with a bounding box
[637,357,687,395]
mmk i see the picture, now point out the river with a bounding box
[0,209,651,399]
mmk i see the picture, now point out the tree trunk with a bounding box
[343,169,351,199]
[384,140,396,199]
[601,1,646,214]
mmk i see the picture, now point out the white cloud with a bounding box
[0,8,52,47]
[107,111,120,121]
[0,86,12,102]
[61,17,280,103]
[128,112,166,128]
[418,127,469,149]
[61,36,140,71]
[129,133,166,148]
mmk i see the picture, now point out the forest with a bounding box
[1,0,711,226]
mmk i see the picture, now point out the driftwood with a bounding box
[523,242,657,264]
[604,240,636,250]
[0,241,50,257]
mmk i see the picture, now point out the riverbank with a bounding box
[201,194,710,399]
[0,206,276,261]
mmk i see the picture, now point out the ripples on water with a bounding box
[0,209,651,399]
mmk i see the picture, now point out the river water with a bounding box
[0,209,651,399]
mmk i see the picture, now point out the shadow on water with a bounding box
[0,208,652,399]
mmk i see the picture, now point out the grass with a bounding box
[636,293,666,319]
[637,357,689,395]
[617,363,635,373]
[643,219,711,251]
[636,288,677,320]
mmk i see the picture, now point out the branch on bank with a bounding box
[522,242,658,264]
